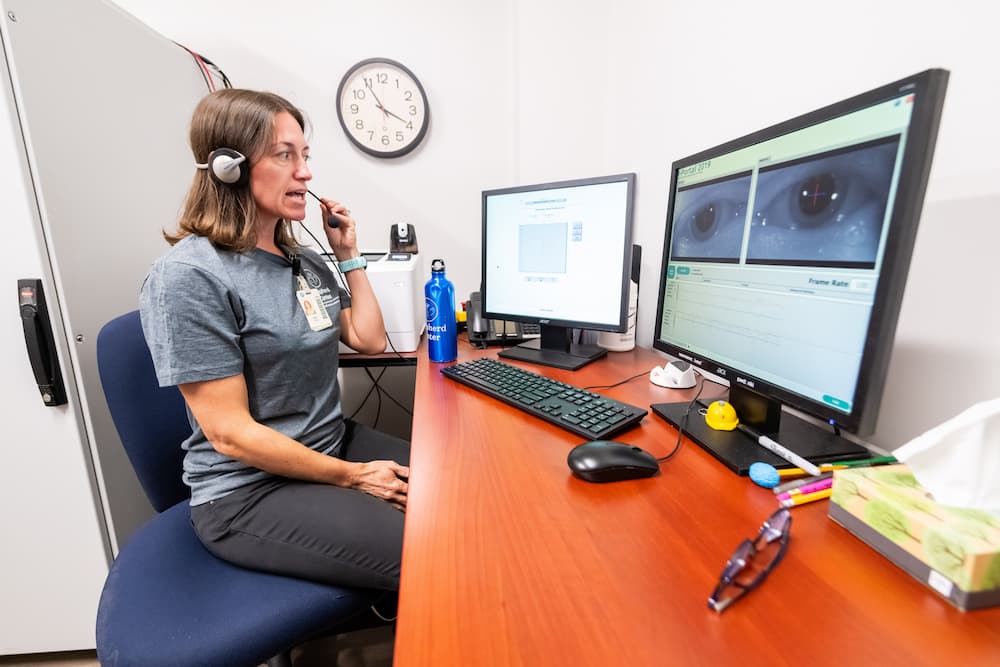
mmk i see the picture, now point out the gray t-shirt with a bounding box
[139,234,351,505]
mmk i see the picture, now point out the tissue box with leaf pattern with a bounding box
[829,464,1000,610]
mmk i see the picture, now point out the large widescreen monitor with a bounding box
[651,69,949,474]
[482,173,636,370]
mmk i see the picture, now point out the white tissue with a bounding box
[893,397,1000,515]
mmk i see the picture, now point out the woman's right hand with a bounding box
[351,460,409,510]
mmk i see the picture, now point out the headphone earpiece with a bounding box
[195,147,249,187]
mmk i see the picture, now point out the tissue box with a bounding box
[828,464,1000,610]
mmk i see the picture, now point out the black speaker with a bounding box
[197,147,249,187]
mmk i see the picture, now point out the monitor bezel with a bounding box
[481,172,636,335]
[652,69,948,435]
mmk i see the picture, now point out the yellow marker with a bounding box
[776,455,898,478]
[779,488,832,508]
[777,464,845,478]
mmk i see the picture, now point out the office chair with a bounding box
[95,310,388,667]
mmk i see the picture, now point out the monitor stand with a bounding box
[650,384,870,475]
[498,325,606,371]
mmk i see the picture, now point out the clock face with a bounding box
[336,58,429,158]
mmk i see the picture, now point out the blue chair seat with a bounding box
[96,502,380,667]
[95,310,388,667]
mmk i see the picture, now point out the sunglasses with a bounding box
[708,507,792,612]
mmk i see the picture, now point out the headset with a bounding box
[195,147,249,187]
[195,147,340,228]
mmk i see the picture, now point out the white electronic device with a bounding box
[649,359,697,389]
[330,251,425,353]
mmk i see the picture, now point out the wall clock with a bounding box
[336,57,429,158]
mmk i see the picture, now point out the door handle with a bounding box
[18,279,67,406]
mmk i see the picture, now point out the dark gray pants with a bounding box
[191,421,410,591]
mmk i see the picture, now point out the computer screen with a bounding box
[482,173,636,370]
[651,69,949,474]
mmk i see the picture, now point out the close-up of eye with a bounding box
[671,173,752,261]
[796,172,842,223]
[748,137,900,268]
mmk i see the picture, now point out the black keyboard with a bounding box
[441,358,647,440]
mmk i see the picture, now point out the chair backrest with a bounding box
[97,310,192,511]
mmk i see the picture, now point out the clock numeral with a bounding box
[406,121,413,130]
[395,131,404,142]
[376,72,388,84]
[350,103,359,114]
[355,119,364,130]
[404,91,413,102]
[381,135,390,146]
[395,78,400,88]
[409,105,417,116]
[362,76,372,88]
[352,89,366,100]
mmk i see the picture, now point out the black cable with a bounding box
[372,375,383,429]
[296,221,350,294]
[582,370,648,391]
[657,376,707,463]
[382,327,406,360]
[348,366,386,421]
[199,54,232,88]
[297,221,409,362]
[365,367,413,417]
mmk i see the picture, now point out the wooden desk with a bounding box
[395,340,1000,666]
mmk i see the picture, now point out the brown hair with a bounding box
[167,89,308,252]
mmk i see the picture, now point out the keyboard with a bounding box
[440,358,647,440]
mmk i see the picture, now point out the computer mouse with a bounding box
[567,440,660,483]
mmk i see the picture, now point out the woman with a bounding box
[139,88,409,591]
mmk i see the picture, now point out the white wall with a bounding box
[111,0,515,300]
[113,0,1000,450]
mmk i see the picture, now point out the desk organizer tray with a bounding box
[828,464,1000,611]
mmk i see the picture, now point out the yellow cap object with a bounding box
[705,400,739,431]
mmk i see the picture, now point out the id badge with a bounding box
[297,288,333,331]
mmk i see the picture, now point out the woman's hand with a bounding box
[351,460,410,510]
[317,196,359,260]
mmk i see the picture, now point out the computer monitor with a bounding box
[651,69,949,474]
[482,173,636,371]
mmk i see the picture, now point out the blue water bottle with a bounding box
[425,258,457,362]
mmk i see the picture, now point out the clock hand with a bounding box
[365,81,390,119]
[381,107,409,124]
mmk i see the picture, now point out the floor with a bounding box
[0,625,395,667]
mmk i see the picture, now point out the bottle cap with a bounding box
[431,258,446,272]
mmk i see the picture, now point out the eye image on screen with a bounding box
[669,171,752,262]
[747,136,900,268]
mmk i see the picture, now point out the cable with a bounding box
[370,603,397,623]
[199,54,232,89]
[365,367,414,417]
[348,366,386,421]
[582,370,648,391]
[174,42,214,92]
[657,376,707,463]
[296,221,410,363]
[296,221,349,290]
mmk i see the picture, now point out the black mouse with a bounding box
[567,440,659,483]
